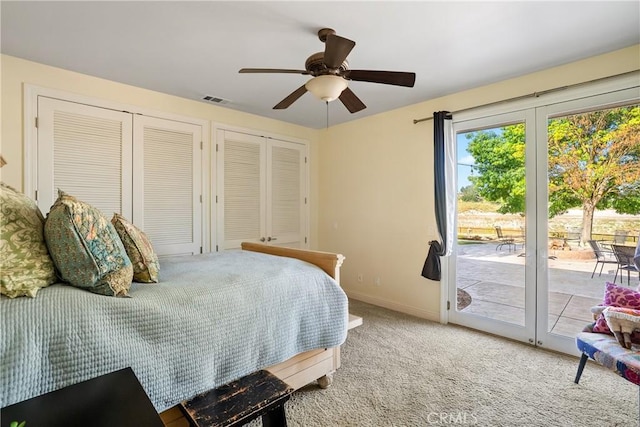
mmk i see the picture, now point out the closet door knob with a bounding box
[260,237,266,242]
[267,237,277,242]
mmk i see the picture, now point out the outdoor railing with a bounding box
[457,227,638,244]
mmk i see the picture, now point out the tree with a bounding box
[466,124,526,214]
[465,105,640,245]
[548,106,640,244]
[459,184,482,202]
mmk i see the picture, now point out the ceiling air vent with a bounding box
[202,95,231,105]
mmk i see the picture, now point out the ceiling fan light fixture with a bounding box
[305,75,348,102]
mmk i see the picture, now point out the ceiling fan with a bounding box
[239,28,416,113]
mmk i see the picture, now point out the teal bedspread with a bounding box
[0,250,348,411]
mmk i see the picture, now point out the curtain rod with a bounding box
[412,70,638,124]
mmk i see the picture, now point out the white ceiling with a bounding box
[2,1,639,129]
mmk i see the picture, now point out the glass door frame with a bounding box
[445,78,640,354]
[447,109,538,345]
[535,87,640,355]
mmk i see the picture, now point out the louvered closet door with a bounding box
[37,97,133,217]
[133,116,202,256]
[267,139,306,248]
[217,130,266,250]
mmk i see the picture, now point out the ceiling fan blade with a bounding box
[323,34,356,69]
[346,70,416,87]
[339,87,366,113]
[239,68,310,75]
[273,85,308,109]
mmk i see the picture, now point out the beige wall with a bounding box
[2,46,639,320]
[0,54,322,247]
[317,45,640,320]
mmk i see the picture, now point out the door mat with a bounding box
[457,288,472,311]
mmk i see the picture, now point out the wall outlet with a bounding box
[374,277,381,286]
[357,273,363,283]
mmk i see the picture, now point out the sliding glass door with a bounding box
[449,110,536,344]
[536,92,640,354]
[448,87,639,355]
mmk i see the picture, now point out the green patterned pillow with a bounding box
[44,190,133,297]
[111,213,160,283]
[0,183,57,298]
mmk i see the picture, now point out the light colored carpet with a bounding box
[281,299,637,427]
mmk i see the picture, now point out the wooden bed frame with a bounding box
[160,243,354,427]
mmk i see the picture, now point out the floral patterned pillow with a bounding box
[592,282,640,334]
[0,183,57,298]
[44,190,133,297]
[111,213,159,283]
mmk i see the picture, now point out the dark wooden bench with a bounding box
[180,370,293,427]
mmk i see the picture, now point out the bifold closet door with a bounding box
[267,139,306,248]
[217,130,307,250]
[133,116,202,256]
[217,130,266,250]
[37,97,203,257]
[36,97,133,218]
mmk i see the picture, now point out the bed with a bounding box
[0,242,349,425]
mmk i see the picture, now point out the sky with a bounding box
[456,132,474,191]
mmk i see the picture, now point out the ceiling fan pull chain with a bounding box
[326,101,329,129]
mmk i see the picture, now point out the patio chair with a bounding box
[565,227,582,247]
[494,226,515,252]
[611,244,640,286]
[587,240,618,278]
[614,230,629,245]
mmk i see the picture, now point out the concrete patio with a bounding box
[454,242,639,338]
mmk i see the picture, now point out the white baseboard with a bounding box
[345,290,441,322]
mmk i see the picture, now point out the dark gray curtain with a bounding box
[421,111,452,281]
